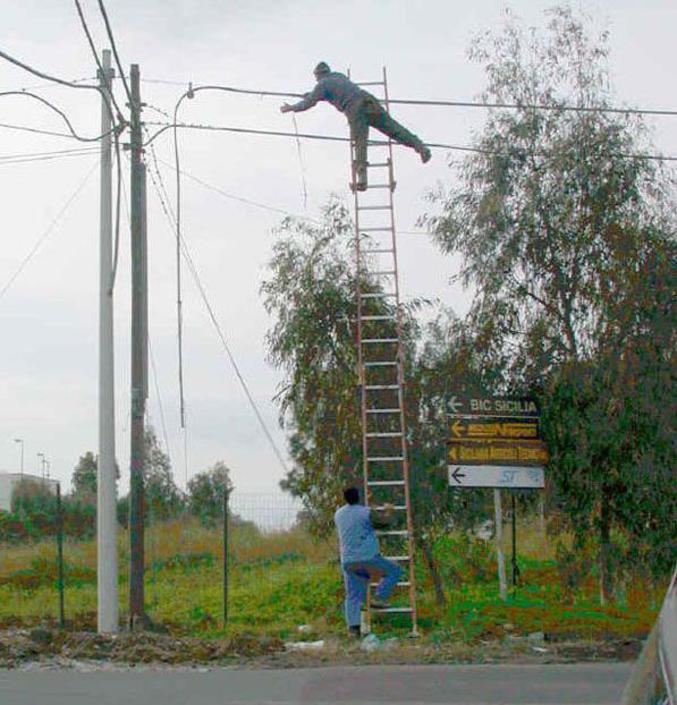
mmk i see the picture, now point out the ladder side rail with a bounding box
[382,65,418,635]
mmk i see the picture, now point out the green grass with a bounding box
[0,517,664,642]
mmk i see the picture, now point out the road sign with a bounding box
[446,395,539,418]
[449,418,541,440]
[447,440,548,466]
[448,465,545,488]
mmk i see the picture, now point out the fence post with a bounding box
[56,482,65,629]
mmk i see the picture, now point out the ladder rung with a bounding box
[372,505,407,511]
[365,384,399,390]
[366,184,393,190]
[356,81,385,87]
[366,432,402,438]
[363,361,397,367]
[357,205,391,211]
[371,581,411,588]
[363,249,394,255]
[376,530,409,536]
[367,456,404,462]
[367,162,390,168]
[386,555,410,561]
[361,315,396,321]
[361,293,396,299]
[366,408,400,414]
[362,339,398,344]
[373,607,413,614]
[360,227,392,232]
[367,480,405,486]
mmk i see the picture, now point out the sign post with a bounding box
[446,394,546,598]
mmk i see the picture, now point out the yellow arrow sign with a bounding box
[450,419,540,440]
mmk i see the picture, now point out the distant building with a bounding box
[0,472,59,512]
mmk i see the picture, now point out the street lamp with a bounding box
[37,452,46,480]
[13,438,24,477]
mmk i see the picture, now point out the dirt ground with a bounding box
[0,627,644,670]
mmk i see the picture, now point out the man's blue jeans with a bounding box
[341,554,403,627]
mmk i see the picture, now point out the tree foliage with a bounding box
[188,461,233,525]
[424,6,676,581]
[142,427,183,520]
[71,452,98,501]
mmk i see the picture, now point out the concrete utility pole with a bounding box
[128,63,148,628]
[98,49,119,634]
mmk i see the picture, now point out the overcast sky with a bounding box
[1,0,675,495]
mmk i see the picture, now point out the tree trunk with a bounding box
[599,486,614,605]
[416,533,446,606]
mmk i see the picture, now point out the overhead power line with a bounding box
[0,121,77,139]
[73,0,126,123]
[138,79,677,117]
[95,0,133,104]
[0,161,97,301]
[145,157,291,476]
[0,47,106,98]
[0,147,98,166]
[385,97,677,117]
[0,91,116,143]
[144,120,677,162]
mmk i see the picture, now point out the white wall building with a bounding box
[0,472,59,512]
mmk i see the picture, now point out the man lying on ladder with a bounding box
[281,62,431,191]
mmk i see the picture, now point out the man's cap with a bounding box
[314,61,331,76]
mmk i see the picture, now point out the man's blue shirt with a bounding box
[334,503,379,564]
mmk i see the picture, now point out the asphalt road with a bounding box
[0,663,631,705]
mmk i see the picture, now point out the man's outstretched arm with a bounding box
[280,85,322,113]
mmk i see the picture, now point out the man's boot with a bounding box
[352,160,368,191]
[418,145,432,163]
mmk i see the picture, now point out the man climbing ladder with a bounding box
[280,62,431,190]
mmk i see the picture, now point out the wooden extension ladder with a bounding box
[350,67,418,636]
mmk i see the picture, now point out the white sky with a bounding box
[0,0,675,495]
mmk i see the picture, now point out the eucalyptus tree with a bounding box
[424,6,676,591]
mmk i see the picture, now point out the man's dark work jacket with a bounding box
[291,72,373,115]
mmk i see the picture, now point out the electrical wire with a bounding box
[153,154,320,224]
[138,78,677,117]
[0,121,74,139]
[95,0,133,104]
[0,148,99,166]
[0,146,99,161]
[0,48,106,97]
[0,91,116,143]
[145,120,677,162]
[386,97,677,117]
[148,336,172,468]
[73,0,126,124]
[145,157,291,476]
[1,76,97,92]
[172,98,190,430]
[0,160,98,301]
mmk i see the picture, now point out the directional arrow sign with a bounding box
[448,465,545,489]
[446,395,462,415]
[449,466,466,484]
[446,395,539,418]
[450,418,540,441]
[447,441,549,466]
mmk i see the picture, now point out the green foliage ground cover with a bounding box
[0,518,662,643]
